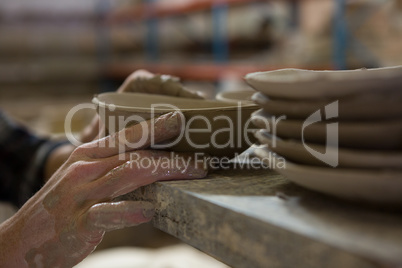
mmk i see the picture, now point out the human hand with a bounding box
[46,70,203,180]
[79,69,203,144]
[116,69,204,99]
[0,112,207,268]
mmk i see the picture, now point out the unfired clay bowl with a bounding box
[255,145,402,206]
[245,66,402,99]
[93,92,259,158]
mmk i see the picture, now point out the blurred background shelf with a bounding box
[108,0,268,22]
[103,62,330,81]
[1,0,401,123]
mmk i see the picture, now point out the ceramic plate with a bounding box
[251,109,402,150]
[254,145,402,205]
[93,93,259,157]
[245,66,402,99]
[254,129,402,169]
[252,92,402,120]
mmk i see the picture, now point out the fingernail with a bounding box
[164,111,182,132]
[140,202,155,218]
[142,208,155,218]
[186,159,208,178]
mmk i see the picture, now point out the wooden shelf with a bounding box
[108,0,266,23]
[122,168,402,268]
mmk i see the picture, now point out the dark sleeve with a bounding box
[0,111,68,207]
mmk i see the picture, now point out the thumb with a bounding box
[82,201,155,233]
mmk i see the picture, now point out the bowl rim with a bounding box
[93,92,258,112]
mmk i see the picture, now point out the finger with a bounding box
[178,88,204,99]
[64,151,144,184]
[87,150,207,200]
[130,76,160,94]
[160,76,204,99]
[119,71,203,99]
[78,111,183,159]
[82,201,154,232]
[124,75,161,94]
[132,74,180,95]
[160,78,181,96]
[117,69,154,93]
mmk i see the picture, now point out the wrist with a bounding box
[0,214,27,267]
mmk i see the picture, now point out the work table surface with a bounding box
[122,168,402,268]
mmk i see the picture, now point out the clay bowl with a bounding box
[245,66,402,99]
[215,90,256,105]
[254,129,402,169]
[251,109,402,150]
[252,91,402,121]
[93,92,259,158]
[254,145,402,206]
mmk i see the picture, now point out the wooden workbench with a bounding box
[121,168,402,268]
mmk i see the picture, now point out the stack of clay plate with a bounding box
[245,66,402,206]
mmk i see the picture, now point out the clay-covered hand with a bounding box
[0,112,207,268]
[79,69,203,144]
[49,70,202,179]
[117,69,204,99]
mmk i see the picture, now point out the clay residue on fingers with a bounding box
[151,154,208,180]
[152,111,183,142]
[86,201,155,231]
[161,78,181,96]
